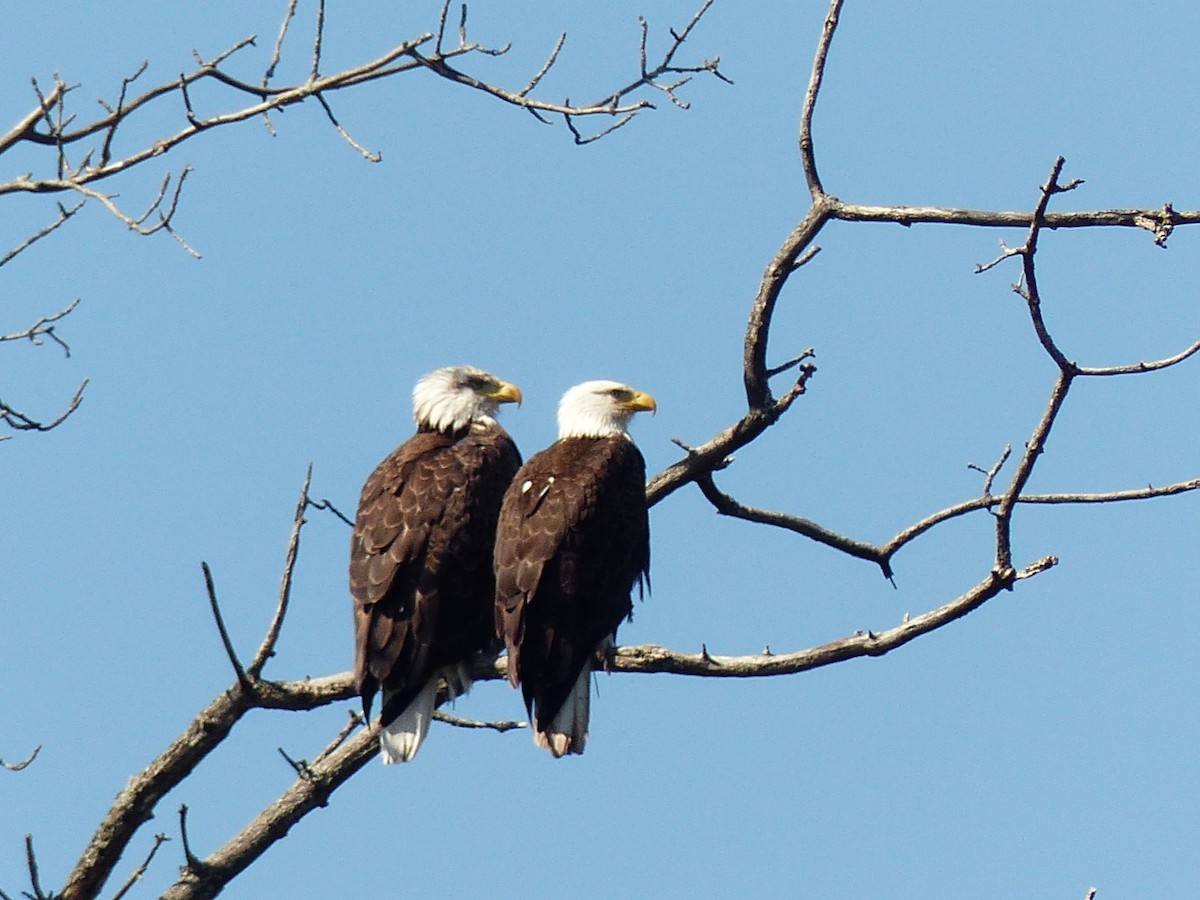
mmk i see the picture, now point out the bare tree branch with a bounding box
[799,0,842,196]
[388,2,727,144]
[1,3,727,445]
[24,834,50,900]
[314,93,380,162]
[988,158,1081,572]
[109,833,171,900]
[694,464,1200,576]
[199,562,253,692]
[306,495,354,527]
[58,680,258,900]
[645,343,816,505]
[152,549,1056,900]
[312,711,365,767]
[1,2,725,206]
[836,200,1199,240]
[0,297,80,356]
[1,378,88,436]
[1077,337,1200,377]
[433,710,526,733]
[248,465,312,678]
[607,557,1055,677]
[160,729,378,900]
[0,200,84,268]
[695,470,894,578]
[0,745,41,772]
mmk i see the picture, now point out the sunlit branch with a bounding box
[646,348,816,505]
[0,297,80,355]
[0,200,84,267]
[992,158,1079,571]
[151,547,1055,900]
[160,729,378,900]
[248,465,312,678]
[1077,336,1200,377]
[433,710,526,733]
[799,0,843,197]
[110,833,171,900]
[691,466,1200,575]
[695,470,893,578]
[200,561,252,691]
[23,834,51,900]
[837,200,1197,242]
[0,745,41,772]
[0,378,88,436]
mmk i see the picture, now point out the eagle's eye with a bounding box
[607,387,631,401]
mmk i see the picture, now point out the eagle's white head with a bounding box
[412,365,522,433]
[557,380,657,439]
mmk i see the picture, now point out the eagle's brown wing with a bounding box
[352,423,520,724]
[494,435,648,730]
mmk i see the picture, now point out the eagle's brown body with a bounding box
[494,434,649,755]
[351,420,521,754]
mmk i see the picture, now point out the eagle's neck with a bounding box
[557,413,631,440]
[413,390,496,433]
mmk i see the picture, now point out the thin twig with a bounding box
[312,710,365,766]
[178,805,204,873]
[99,61,149,167]
[1077,336,1200,377]
[199,561,253,691]
[110,833,171,900]
[799,0,843,198]
[520,32,567,98]
[25,834,49,900]
[0,297,81,356]
[695,463,1200,577]
[277,746,315,780]
[696,470,894,578]
[765,348,816,379]
[248,465,312,677]
[432,710,526,733]
[308,495,354,527]
[265,0,299,85]
[789,244,821,272]
[0,745,41,772]
[1017,157,1079,373]
[0,200,85,267]
[314,93,381,162]
[994,371,1073,572]
[969,444,1011,498]
[310,0,326,83]
[564,108,637,145]
[1,378,88,433]
[434,0,452,55]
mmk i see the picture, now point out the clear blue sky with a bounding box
[4,2,1198,897]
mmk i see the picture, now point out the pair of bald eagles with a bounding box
[350,365,655,763]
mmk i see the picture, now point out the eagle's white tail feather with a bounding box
[379,664,475,764]
[535,656,598,758]
[379,679,437,764]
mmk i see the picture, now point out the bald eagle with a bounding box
[494,380,655,757]
[350,365,522,763]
